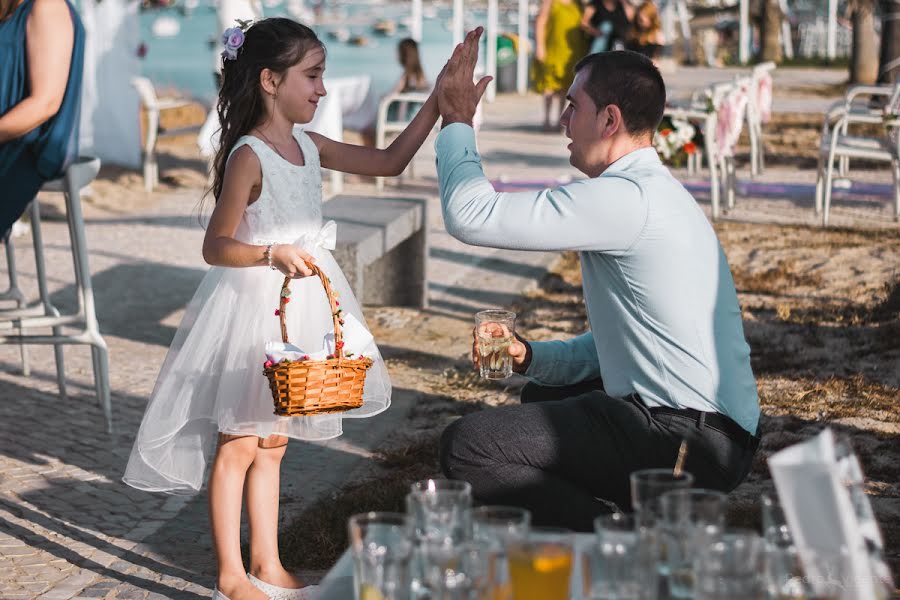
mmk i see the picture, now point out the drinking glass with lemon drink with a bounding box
[475,310,516,380]
[507,529,574,600]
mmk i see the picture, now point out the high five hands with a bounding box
[436,27,493,128]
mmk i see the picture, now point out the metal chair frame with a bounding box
[0,157,112,432]
[815,84,900,226]
[374,92,433,193]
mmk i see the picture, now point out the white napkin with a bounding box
[265,313,375,363]
[768,428,892,599]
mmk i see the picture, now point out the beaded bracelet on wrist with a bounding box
[264,243,278,271]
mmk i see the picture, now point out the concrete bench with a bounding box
[322,195,428,308]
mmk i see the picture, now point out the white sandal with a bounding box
[247,573,319,600]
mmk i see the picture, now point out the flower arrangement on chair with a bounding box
[653,116,702,168]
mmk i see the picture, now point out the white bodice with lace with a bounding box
[229,130,324,246]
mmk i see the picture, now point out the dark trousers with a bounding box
[439,379,758,531]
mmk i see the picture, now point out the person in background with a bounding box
[391,37,430,95]
[581,0,632,55]
[0,0,84,239]
[360,37,431,147]
[534,0,589,131]
[626,1,665,61]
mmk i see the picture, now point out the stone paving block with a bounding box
[18,564,60,579]
[20,580,55,592]
[109,586,147,600]
[107,560,133,572]
[13,554,51,567]
[38,575,95,600]
[1,545,38,557]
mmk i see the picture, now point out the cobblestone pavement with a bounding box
[2,75,897,599]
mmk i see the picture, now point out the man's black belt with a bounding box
[648,405,760,449]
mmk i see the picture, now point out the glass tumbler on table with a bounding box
[472,506,532,600]
[658,488,728,599]
[507,528,575,600]
[348,511,413,600]
[475,310,516,380]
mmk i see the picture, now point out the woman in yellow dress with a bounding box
[534,0,589,130]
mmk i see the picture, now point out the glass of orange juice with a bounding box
[507,528,575,600]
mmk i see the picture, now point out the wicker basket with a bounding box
[263,264,373,416]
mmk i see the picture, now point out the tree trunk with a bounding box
[850,0,879,83]
[760,0,783,62]
[877,0,900,84]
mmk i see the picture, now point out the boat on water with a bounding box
[347,34,371,46]
[285,0,316,23]
[327,26,351,43]
[152,15,181,38]
[178,0,198,17]
[372,18,396,36]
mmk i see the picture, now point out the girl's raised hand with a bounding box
[271,245,316,278]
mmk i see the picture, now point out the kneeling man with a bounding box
[434,40,759,531]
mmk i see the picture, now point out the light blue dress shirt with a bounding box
[435,123,760,434]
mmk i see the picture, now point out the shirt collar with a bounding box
[601,146,661,176]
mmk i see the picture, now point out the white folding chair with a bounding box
[815,85,900,226]
[0,157,112,432]
[746,61,775,177]
[131,76,201,192]
[825,84,900,177]
[665,81,739,221]
[374,92,432,192]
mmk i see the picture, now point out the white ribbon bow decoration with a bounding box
[295,220,337,254]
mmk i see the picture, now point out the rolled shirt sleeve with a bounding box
[525,332,602,386]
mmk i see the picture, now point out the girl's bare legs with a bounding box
[209,435,268,600]
[247,435,306,587]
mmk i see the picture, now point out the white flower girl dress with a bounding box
[124,130,391,495]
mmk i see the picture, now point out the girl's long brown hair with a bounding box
[398,37,427,91]
[208,17,323,203]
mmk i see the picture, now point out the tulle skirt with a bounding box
[123,250,391,495]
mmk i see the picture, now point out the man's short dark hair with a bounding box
[573,50,666,138]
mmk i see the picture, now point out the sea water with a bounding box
[138,0,490,104]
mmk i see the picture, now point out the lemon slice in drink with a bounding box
[359,584,387,600]
[532,552,571,573]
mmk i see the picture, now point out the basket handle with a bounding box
[278,262,344,359]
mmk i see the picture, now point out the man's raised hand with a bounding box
[436,27,493,127]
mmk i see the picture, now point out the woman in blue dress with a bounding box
[0,0,85,238]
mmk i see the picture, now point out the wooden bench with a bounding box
[322,195,428,308]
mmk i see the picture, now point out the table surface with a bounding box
[316,532,596,600]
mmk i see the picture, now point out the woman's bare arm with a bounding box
[0,0,73,143]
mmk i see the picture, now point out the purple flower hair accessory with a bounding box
[221,25,246,61]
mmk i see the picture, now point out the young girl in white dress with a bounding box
[124,17,442,600]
